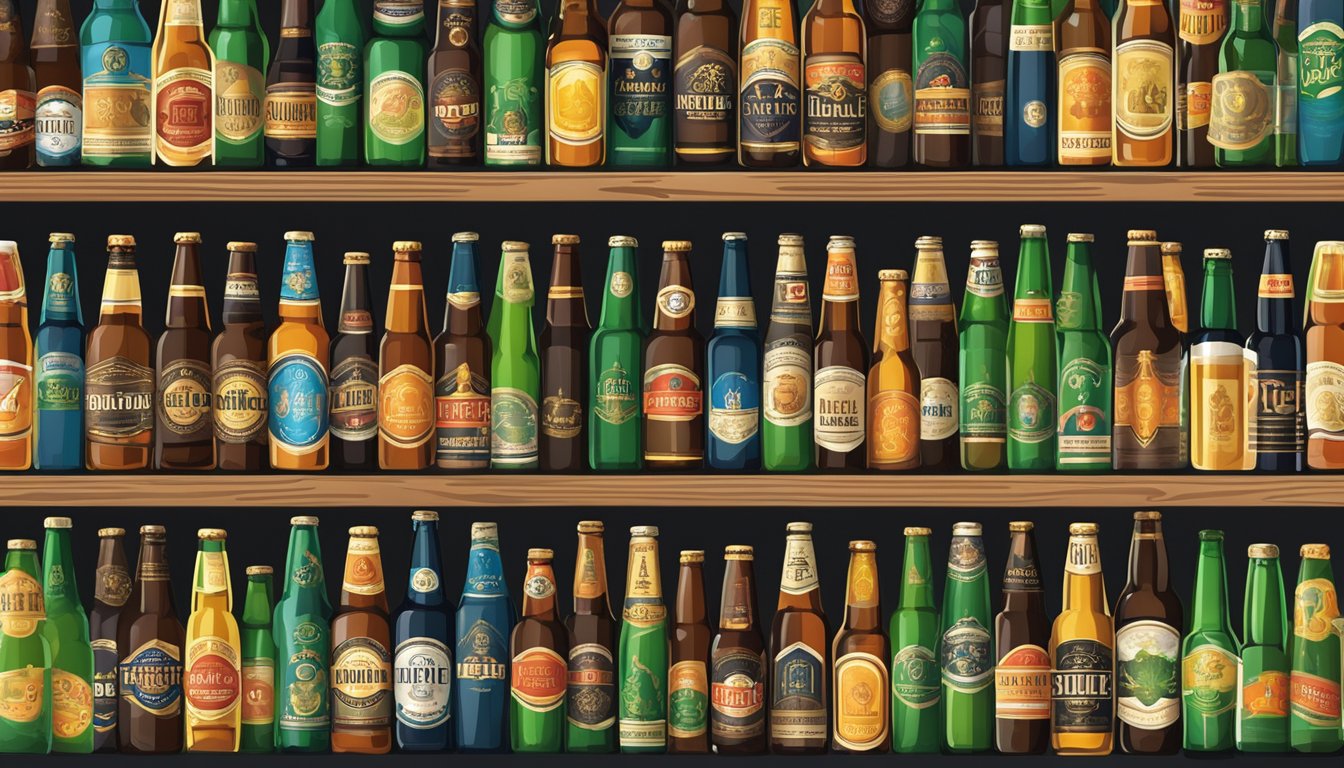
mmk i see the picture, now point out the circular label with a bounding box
[51,669,93,739]
[411,567,440,594]
[368,70,426,145]
[159,360,213,434]
[610,271,633,298]
[524,573,556,599]
[213,359,268,443]
[394,638,452,729]
[1023,99,1047,128]
[430,68,480,143]
[185,638,242,719]
[872,69,913,133]
[215,59,264,142]
[379,364,434,448]
[657,285,695,319]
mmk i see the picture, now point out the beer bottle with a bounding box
[1112,230,1184,469]
[864,0,914,166]
[544,0,606,167]
[710,545,766,754]
[42,517,93,753]
[1191,248,1247,470]
[79,0,152,166]
[117,525,185,754]
[85,235,154,471]
[484,0,543,165]
[1179,0,1226,167]
[272,517,331,751]
[155,232,215,470]
[1113,0,1175,165]
[1113,510,1182,753]
[814,235,868,468]
[0,241,30,470]
[456,522,514,752]
[34,233,83,470]
[1004,0,1054,165]
[0,538,51,753]
[959,240,1009,471]
[1298,0,1344,165]
[378,242,435,469]
[1248,230,1305,471]
[1056,233,1112,471]
[589,236,643,470]
[210,0,268,166]
[212,242,268,471]
[707,233,760,469]
[264,0,317,165]
[565,521,616,752]
[540,234,592,471]
[364,0,427,166]
[673,0,737,164]
[0,0,35,170]
[607,0,673,166]
[831,540,889,752]
[184,528,242,752]
[331,251,379,468]
[31,0,82,166]
[436,233,492,470]
[867,269,920,470]
[993,521,1050,753]
[769,522,827,753]
[490,241,541,469]
[313,0,362,166]
[1055,0,1111,164]
[1290,543,1341,752]
[762,234,813,471]
[669,550,709,754]
[91,527,131,752]
[331,527,393,753]
[1307,241,1344,469]
[619,526,669,752]
[939,522,993,752]
[393,511,454,751]
[151,0,213,166]
[890,527,939,753]
[510,548,567,752]
[1209,0,1276,166]
[268,232,330,470]
[1161,242,1190,466]
[799,0,866,167]
[1180,529,1240,752]
[239,565,275,752]
[912,0,971,166]
[427,0,483,166]
[911,236,959,469]
[1051,522,1114,755]
[738,0,801,166]
[1238,543,1290,752]
[1007,224,1057,470]
[643,240,704,468]
[970,0,1006,166]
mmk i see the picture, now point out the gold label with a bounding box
[0,667,45,723]
[342,537,384,596]
[1307,360,1344,439]
[263,84,317,139]
[1208,71,1273,151]
[832,652,888,751]
[609,271,633,298]
[1065,535,1102,575]
[1115,349,1182,446]
[822,249,859,302]
[1010,24,1053,52]
[1058,52,1112,160]
[1114,39,1174,140]
[0,569,45,638]
[163,0,203,25]
[215,59,264,143]
[1259,273,1294,298]
[548,60,604,146]
[52,668,94,738]
[1294,577,1340,642]
[573,545,606,600]
[972,79,1004,137]
[378,364,434,448]
[868,389,919,465]
[714,297,756,328]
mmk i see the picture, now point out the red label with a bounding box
[1291,672,1342,725]
[712,680,765,709]
[242,661,274,724]
[186,652,241,712]
[643,364,703,419]
[512,647,566,710]
[156,77,212,148]
[436,393,490,428]
[995,644,1051,720]
[340,309,374,333]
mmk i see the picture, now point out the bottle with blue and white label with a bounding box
[34,233,84,469]
[455,521,515,752]
[394,510,455,751]
[268,231,331,471]
[707,233,761,469]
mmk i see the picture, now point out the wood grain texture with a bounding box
[0,475,1339,507]
[8,171,1338,202]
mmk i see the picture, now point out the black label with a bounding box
[1251,369,1303,454]
[866,0,914,25]
[92,638,118,737]
[567,643,616,729]
[429,67,481,152]
[1002,549,1042,591]
[675,45,736,127]
[329,355,378,442]
[85,356,155,441]
[1051,639,1114,733]
[710,647,766,744]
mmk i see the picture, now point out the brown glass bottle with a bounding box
[1112,0,1176,166]
[864,0,913,166]
[1113,511,1183,753]
[738,0,800,167]
[710,545,767,754]
[801,0,867,166]
[643,240,704,469]
[814,235,868,469]
[30,0,81,168]
[330,252,379,469]
[155,233,215,470]
[510,548,569,751]
[673,0,738,164]
[970,0,1006,165]
[911,236,959,469]
[211,243,268,471]
[428,0,483,165]
[331,526,393,753]
[87,235,154,471]
[117,525,185,754]
[435,232,491,469]
[831,540,890,752]
[565,522,617,750]
[379,242,435,470]
[993,521,1050,753]
[1177,0,1224,167]
[540,235,591,471]
[92,526,132,753]
[0,0,35,170]
[265,0,317,165]
[768,522,828,753]
[669,549,712,754]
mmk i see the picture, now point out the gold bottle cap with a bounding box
[552,234,580,245]
[1301,543,1331,559]
[1248,543,1279,559]
[1161,241,1182,254]
[48,232,75,244]
[630,525,660,538]
[577,520,604,534]
[915,235,943,248]
[452,231,479,243]
[725,545,754,560]
[349,525,379,537]
[662,240,692,252]
[502,240,530,252]
[174,232,202,244]
[778,233,805,246]
[284,231,315,242]
[140,525,167,539]
[1008,521,1034,532]
[290,515,319,526]
[1203,248,1232,260]
[827,235,855,249]
[343,251,371,265]
[878,269,908,281]
[680,550,704,564]
[849,540,877,552]
[197,528,227,540]
[1067,233,1094,243]
[227,241,258,252]
[1127,229,1159,243]
[722,232,748,241]
[107,234,136,248]
[246,565,273,576]
[1199,529,1224,541]
[608,235,638,248]
[470,522,498,539]
[44,516,72,529]
[904,527,932,536]
[1069,522,1100,536]
[412,510,439,522]
[1265,229,1290,240]
[1134,510,1162,520]
[952,522,982,536]
[1020,224,1047,237]
[393,241,423,252]
[786,521,813,534]
[970,239,998,248]
[527,548,554,560]
[98,527,126,538]
[7,539,36,550]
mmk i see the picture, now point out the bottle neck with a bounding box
[241,575,274,626]
[339,537,388,613]
[444,244,484,334]
[218,0,254,28]
[337,263,374,335]
[406,520,446,607]
[874,278,911,354]
[1001,530,1043,610]
[93,538,130,611]
[165,245,210,330]
[39,247,81,325]
[718,560,757,631]
[715,244,755,332]
[433,0,477,49]
[1062,535,1108,613]
[1126,521,1171,592]
[898,537,934,608]
[3,551,43,586]
[776,534,823,612]
[1120,244,1171,325]
[842,551,880,630]
[42,530,80,609]
[492,251,536,341]
[1190,539,1232,633]
[1199,260,1237,331]
[373,0,426,36]
[278,243,322,324]
[675,563,706,623]
[280,527,328,607]
[1014,239,1052,301]
[819,247,861,333]
[546,245,589,330]
[461,534,507,600]
[521,561,559,619]
[1242,557,1286,645]
[597,247,640,330]
[960,253,1009,325]
[1059,244,1101,332]
[387,254,428,335]
[100,250,143,324]
[768,246,811,330]
[1229,0,1265,33]
[653,253,695,332]
[279,0,311,29]
[910,248,954,331]
[222,251,263,326]
[573,533,611,616]
[1310,251,1344,324]
[134,538,177,615]
[192,539,233,614]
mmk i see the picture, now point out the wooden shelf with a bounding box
[1,473,1339,508]
[8,170,1336,203]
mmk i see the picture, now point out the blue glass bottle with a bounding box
[34,233,84,470]
[1005,0,1056,165]
[1247,230,1304,471]
[1297,0,1344,164]
[395,510,455,751]
[455,521,515,752]
[706,233,761,469]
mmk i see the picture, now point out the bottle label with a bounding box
[1240,664,1288,719]
[81,41,153,160]
[1114,620,1180,729]
[869,389,919,464]
[972,78,1004,138]
[268,352,330,451]
[1294,577,1340,642]
[329,355,378,442]
[1250,368,1303,455]
[1184,80,1212,129]
[43,269,77,316]
[779,536,819,594]
[162,0,201,23]
[594,358,638,426]
[456,618,508,683]
[715,297,756,329]
[279,619,329,730]
[891,643,940,708]
[1009,378,1057,444]
[492,0,536,25]
[1012,297,1053,323]
[675,44,736,134]
[368,70,426,145]
[1066,534,1101,575]
[158,359,212,436]
[919,376,958,441]
[278,246,318,303]
[1011,24,1053,52]
[411,567,440,593]
[1180,0,1228,45]
[1058,52,1112,159]
[739,38,801,151]
[541,385,583,439]
[814,365,865,452]
[0,569,43,638]
[185,637,241,722]
[1115,349,1182,449]
[548,60,604,147]
[242,657,275,725]
[832,651,888,750]
[1307,361,1344,442]
[961,381,1007,443]
[803,54,866,151]
[85,356,154,441]
[914,52,970,135]
[35,85,82,162]
[0,667,44,722]
[966,255,1004,297]
[1181,644,1239,720]
[872,68,913,133]
[1003,547,1041,590]
[490,387,539,464]
[0,359,30,442]
[379,363,434,448]
[709,370,759,445]
[154,66,212,153]
[995,644,1050,721]
[655,284,694,319]
[947,533,986,580]
[661,658,705,738]
[436,362,491,463]
[332,636,393,727]
[93,638,118,733]
[215,60,264,144]
[1258,272,1294,298]
[1058,356,1111,462]
[511,646,566,713]
[394,637,452,729]
[643,364,702,421]
[610,33,672,140]
[1300,23,1344,102]
[316,41,361,108]
[1208,71,1273,151]
[1052,639,1114,732]
[264,82,318,140]
[867,0,912,23]
[940,616,992,692]
[567,642,615,731]
[763,338,811,427]
[213,358,267,444]
[429,68,481,157]
[770,642,825,742]
[484,75,541,164]
[1291,672,1342,727]
[342,536,385,595]
[710,648,765,742]
[1114,39,1173,140]
[51,668,93,739]
[120,639,184,715]
[95,563,131,607]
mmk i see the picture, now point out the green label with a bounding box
[1055,290,1084,329]
[960,381,1006,439]
[891,643,940,708]
[490,387,538,465]
[1299,22,1344,101]
[1115,620,1180,730]
[595,359,637,425]
[279,618,330,730]
[1058,356,1111,463]
[37,351,82,411]
[1008,378,1056,444]
[667,660,707,737]
[484,75,541,164]
[317,42,361,108]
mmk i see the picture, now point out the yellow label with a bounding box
[1058,52,1112,160]
[197,550,229,595]
[1207,71,1273,151]
[378,363,434,448]
[0,666,45,723]
[367,70,425,145]
[215,59,264,143]
[52,669,94,739]
[0,569,45,638]
[1307,360,1344,438]
[1295,577,1340,642]
[1114,39,1174,140]
[868,389,919,466]
[163,0,203,25]
[548,60,603,146]
[833,651,888,750]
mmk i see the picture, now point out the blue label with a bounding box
[708,370,760,445]
[269,353,329,449]
[119,641,184,714]
[772,641,824,711]
[455,617,508,683]
[463,549,506,598]
[610,34,672,140]
[279,242,319,302]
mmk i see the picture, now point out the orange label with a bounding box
[0,360,33,442]
[242,660,275,725]
[1291,672,1342,727]
[1124,275,1166,292]
[1242,670,1289,717]
[378,363,434,448]
[1259,273,1294,299]
[1012,298,1053,323]
[995,644,1051,720]
[823,249,859,302]
[342,537,384,595]
[511,647,566,711]
[1114,350,1182,446]
[1185,81,1212,129]
[868,390,919,465]
[1058,52,1112,160]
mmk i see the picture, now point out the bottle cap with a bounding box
[722,232,747,241]
[725,545,754,560]
[1301,543,1331,559]
[1199,529,1224,541]
[1247,543,1279,559]
[502,241,529,252]
[849,540,876,551]
[1008,521,1034,532]
[343,251,371,265]
[284,231,315,242]
[98,527,126,538]
[778,233,804,246]
[1126,229,1158,243]
[1020,224,1046,237]
[1203,248,1232,260]
[48,232,75,244]
[452,231,479,243]
[1067,233,1094,243]
[1265,229,1290,240]
[630,525,660,538]
[227,241,258,252]
[527,548,554,560]
[1069,522,1099,536]
[412,510,439,522]
[878,269,908,281]
[1161,241,1182,254]
[197,528,227,540]
[1134,510,1162,520]
[107,234,136,248]
[785,521,813,534]
[904,527,932,536]
[140,525,167,537]
[827,235,855,250]
[393,241,422,252]
[915,235,943,248]
[290,515,319,526]
[349,525,379,537]
[44,516,72,529]
[608,235,637,248]
[470,522,498,539]
[577,520,604,534]
[952,522,982,536]
[552,234,580,245]
[680,550,704,564]
[246,565,274,576]
[174,232,202,244]
[662,240,692,252]
[7,539,36,550]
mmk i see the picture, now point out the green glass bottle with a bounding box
[762,234,814,472]
[1181,529,1241,753]
[490,242,541,470]
[1211,0,1278,166]
[607,0,674,166]
[42,517,93,753]
[589,236,644,470]
[890,526,940,753]
[939,521,993,753]
[211,0,270,166]
[1271,0,1297,166]
[1290,543,1342,753]
[1055,233,1112,471]
[1238,543,1290,752]
[273,515,333,752]
[1007,225,1057,470]
[959,241,1009,471]
[618,526,669,753]
[911,0,970,166]
[364,0,427,165]
[484,0,544,165]
[0,539,52,754]
[314,0,366,165]
[239,565,275,752]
